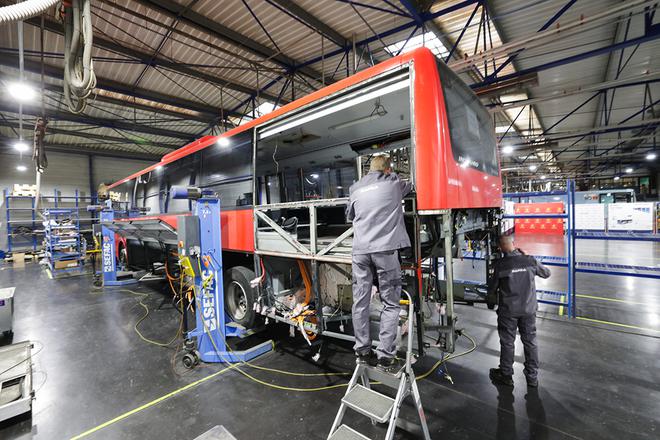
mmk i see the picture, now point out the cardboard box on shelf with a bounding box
[54,260,79,270]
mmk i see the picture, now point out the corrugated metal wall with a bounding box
[0,152,152,251]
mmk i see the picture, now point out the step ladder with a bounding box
[327,292,431,440]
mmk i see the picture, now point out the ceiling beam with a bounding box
[0,120,179,149]
[268,0,371,65]
[0,70,213,123]
[0,54,236,119]
[133,0,325,82]
[16,14,283,104]
[0,139,162,161]
[0,102,194,140]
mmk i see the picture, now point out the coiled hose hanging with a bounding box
[61,0,96,113]
[0,0,58,24]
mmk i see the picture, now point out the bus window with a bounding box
[199,131,253,207]
[437,61,498,176]
[255,71,411,204]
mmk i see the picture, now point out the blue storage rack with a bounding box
[3,189,38,252]
[43,208,85,277]
[3,188,98,254]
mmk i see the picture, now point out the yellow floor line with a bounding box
[576,316,660,333]
[69,365,234,439]
[558,295,565,316]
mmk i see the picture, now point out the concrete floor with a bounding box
[0,246,659,440]
[455,235,660,334]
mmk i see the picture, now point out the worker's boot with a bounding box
[489,368,514,386]
[356,350,376,366]
[377,357,403,375]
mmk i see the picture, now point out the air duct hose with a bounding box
[62,0,96,113]
[0,0,58,24]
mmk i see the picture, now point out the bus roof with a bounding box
[108,47,435,189]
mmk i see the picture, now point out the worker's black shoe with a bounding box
[490,368,514,387]
[377,357,404,375]
[356,350,376,366]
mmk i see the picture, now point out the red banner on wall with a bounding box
[514,202,565,235]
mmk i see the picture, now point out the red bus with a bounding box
[107,47,501,351]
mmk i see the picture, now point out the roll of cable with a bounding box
[62,0,96,113]
[0,0,59,24]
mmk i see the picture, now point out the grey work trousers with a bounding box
[497,313,539,381]
[351,250,401,359]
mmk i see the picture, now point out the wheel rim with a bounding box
[227,280,248,321]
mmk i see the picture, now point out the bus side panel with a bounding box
[221,209,254,252]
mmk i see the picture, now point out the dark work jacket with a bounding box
[347,171,412,255]
[487,249,551,317]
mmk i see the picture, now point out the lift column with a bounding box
[173,187,272,365]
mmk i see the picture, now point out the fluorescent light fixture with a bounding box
[646,152,656,160]
[7,81,35,102]
[259,78,408,139]
[613,176,620,181]
[528,165,538,172]
[625,167,633,173]
[217,137,230,147]
[310,173,319,179]
[501,145,514,154]
[16,164,27,172]
[14,141,29,152]
[495,126,511,134]
[540,175,546,180]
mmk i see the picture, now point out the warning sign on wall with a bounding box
[514,202,565,235]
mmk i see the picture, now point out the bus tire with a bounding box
[224,266,257,329]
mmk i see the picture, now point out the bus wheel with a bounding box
[224,266,257,329]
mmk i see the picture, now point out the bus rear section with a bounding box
[105,47,502,351]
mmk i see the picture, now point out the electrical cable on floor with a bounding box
[183,255,479,392]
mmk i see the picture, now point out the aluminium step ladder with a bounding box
[327,292,431,440]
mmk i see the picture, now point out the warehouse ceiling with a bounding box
[0,0,658,183]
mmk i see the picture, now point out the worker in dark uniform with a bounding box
[487,236,551,387]
[347,155,412,373]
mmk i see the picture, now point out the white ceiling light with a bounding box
[540,175,546,180]
[613,175,620,181]
[501,145,514,154]
[14,141,29,152]
[625,167,633,173]
[495,126,511,134]
[528,164,538,172]
[217,137,230,147]
[7,82,35,102]
[16,164,27,172]
[646,152,656,160]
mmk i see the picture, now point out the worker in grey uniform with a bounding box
[487,236,551,387]
[346,155,412,373]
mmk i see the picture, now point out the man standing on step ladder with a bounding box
[487,235,551,388]
[347,155,413,374]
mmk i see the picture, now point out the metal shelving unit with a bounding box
[3,190,38,252]
[43,208,85,277]
[3,188,97,254]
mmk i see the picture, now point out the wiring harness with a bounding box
[60,0,96,113]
